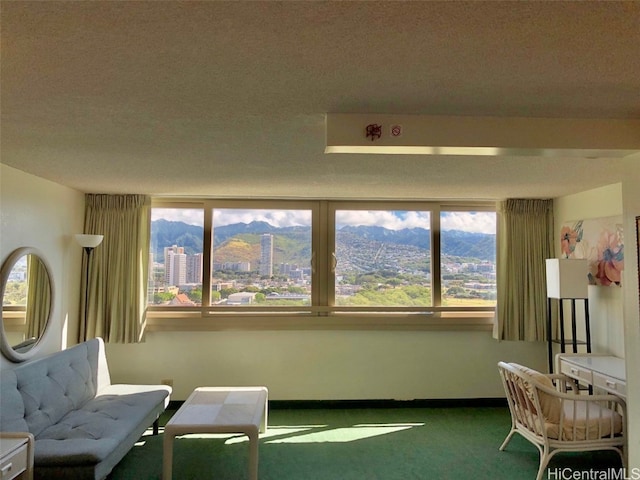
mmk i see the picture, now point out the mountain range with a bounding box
[150,219,495,264]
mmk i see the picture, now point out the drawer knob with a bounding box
[570,368,578,375]
[1,462,13,475]
[605,380,617,389]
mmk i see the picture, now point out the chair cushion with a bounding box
[509,363,561,423]
[545,400,623,441]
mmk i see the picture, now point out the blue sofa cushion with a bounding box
[34,389,169,465]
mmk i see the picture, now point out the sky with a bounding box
[151,208,496,234]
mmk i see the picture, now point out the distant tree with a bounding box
[187,288,202,303]
[386,278,403,287]
[3,281,27,305]
[446,286,465,296]
[220,288,238,299]
[154,292,175,304]
[404,285,429,300]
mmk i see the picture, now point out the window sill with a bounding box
[145,311,495,332]
[1,315,26,332]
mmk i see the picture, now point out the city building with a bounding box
[186,253,203,284]
[227,292,256,305]
[164,245,186,287]
[259,234,273,277]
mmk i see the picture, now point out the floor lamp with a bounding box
[545,258,589,372]
[75,234,104,323]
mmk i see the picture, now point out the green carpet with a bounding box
[108,406,622,479]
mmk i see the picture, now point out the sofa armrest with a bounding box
[95,337,112,392]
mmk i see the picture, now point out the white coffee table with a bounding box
[162,386,268,480]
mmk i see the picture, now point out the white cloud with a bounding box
[336,210,430,230]
[152,208,312,228]
[152,208,496,234]
[441,212,496,234]
[214,209,311,228]
[151,208,204,226]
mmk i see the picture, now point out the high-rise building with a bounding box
[186,253,203,284]
[164,245,186,286]
[260,234,273,277]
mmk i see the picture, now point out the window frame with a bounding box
[146,198,496,331]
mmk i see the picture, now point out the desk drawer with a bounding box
[0,444,27,480]
[593,372,626,397]
[560,361,593,383]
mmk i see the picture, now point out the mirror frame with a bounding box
[0,246,55,362]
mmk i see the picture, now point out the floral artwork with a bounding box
[560,216,624,286]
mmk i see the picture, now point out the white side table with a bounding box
[0,433,34,480]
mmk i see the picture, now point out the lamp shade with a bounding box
[75,234,104,249]
[545,258,588,299]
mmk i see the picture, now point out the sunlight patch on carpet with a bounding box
[225,425,326,444]
[265,423,424,444]
[172,426,327,444]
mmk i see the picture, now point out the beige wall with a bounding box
[105,330,546,401]
[0,164,85,369]
[553,183,625,356]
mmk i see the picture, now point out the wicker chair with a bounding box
[497,361,626,480]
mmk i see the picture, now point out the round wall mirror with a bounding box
[0,247,55,362]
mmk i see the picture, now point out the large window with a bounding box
[209,208,312,308]
[440,210,496,307]
[334,208,431,308]
[148,200,496,328]
[149,208,204,307]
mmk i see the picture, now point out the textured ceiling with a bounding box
[1,1,639,200]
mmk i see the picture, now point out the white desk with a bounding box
[557,354,626,399]
[163,386,268,480]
